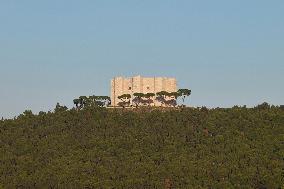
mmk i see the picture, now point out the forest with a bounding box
[0,103,283,188]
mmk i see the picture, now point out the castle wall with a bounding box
[110,75,177,106]
[142,77,155,94]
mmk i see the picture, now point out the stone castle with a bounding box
[111,75,177,106]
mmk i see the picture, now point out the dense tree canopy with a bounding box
[0,105,283,188]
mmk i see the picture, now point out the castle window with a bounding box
[147,87,150,90]
[129,87,132,90]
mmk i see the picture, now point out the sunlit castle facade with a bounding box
[111,75,177,106]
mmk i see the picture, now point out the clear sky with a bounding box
[0,0,283,118]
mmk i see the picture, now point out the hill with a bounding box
[0,106,283,188]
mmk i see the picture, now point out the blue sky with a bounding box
[0,0,283,118]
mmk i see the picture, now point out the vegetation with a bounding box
[132,93,156,107]
[118,94,131,108]
[0,103,283,188]
[73,96,111,109]
[114,88,191,108]
[177,89,191,106]
[133,93,145,107]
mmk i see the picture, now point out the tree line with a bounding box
[73,96,111,109]
[118,89,191,108]
[73,89,191,109]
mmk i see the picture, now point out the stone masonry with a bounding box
[111,75,177,106]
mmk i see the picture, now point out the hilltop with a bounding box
[0,105,283,188]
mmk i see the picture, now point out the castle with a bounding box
[111,75,177,106]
